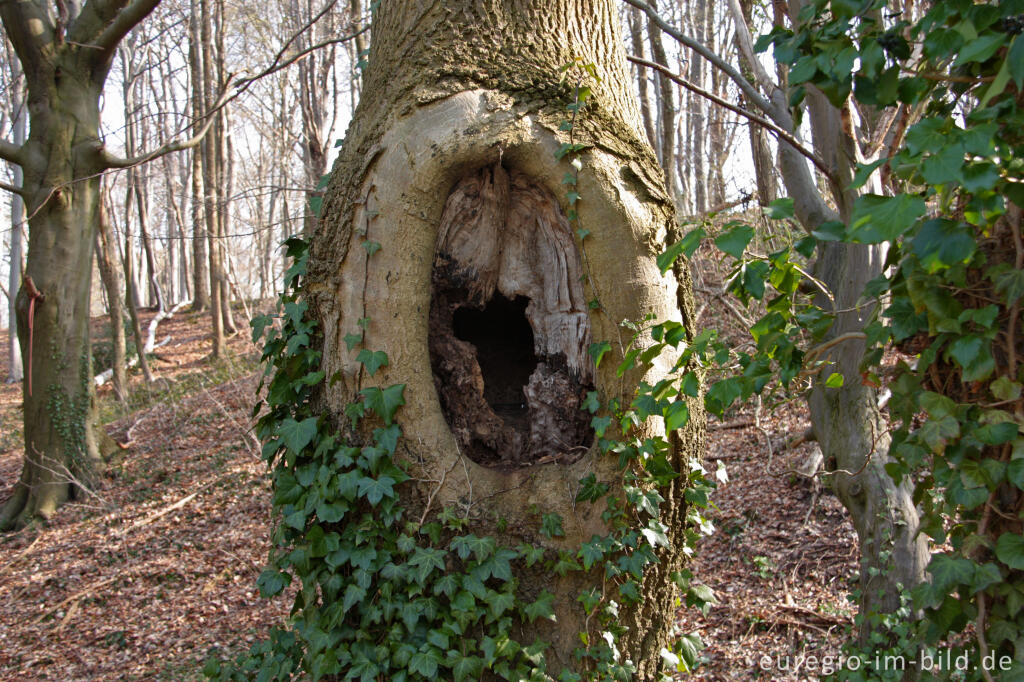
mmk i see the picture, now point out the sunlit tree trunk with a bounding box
[308,1,702,674]
[5,58,25,385]
[0,0,164,529]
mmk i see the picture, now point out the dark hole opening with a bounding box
[453,293,537,433]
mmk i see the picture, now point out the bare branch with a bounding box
[621,0,775,120]
[0,139,25,166]
[725,0,775,90]
[98,25,368,171]
[98,84,231,169]
[629,56,839,188]
[90,0,161,59]
[0,179,26,197]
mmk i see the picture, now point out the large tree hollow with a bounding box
[453,293,537,432]
[429,164,594,469]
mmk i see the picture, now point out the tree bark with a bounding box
[95,198,128,403]
[5,63,25,385]
[0,0,162,530]
[307,1,702,674]
[188,0,210,313]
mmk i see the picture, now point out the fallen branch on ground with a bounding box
[94,300,190,387]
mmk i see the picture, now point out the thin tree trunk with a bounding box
[688,0,707,213]
[647,0,676,197]
[629,8,657,150]
[189,0,210,313]
[200,0,225,358]
[95,198,128,403]
[6,65,25,384]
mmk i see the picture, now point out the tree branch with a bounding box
[0,180,26,197]
[725,0,775,91]
[90,0,161,59]
[0,139,25,166]
[98,26,368,171]
[621,0,775,119]
[628,56,838,188]
[0,0,55,77]
[624,0,842,230]
[98,84,231,169]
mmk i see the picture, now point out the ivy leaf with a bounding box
[540,513,565,539]
[357,475,397,506]
[658,228,706,275]
[952,33,1003,66]
[641,520,671,548]
[582,391,601,414]
[947,335,995,382]
[764,197,794,220]
[360,383,406,424]
[257,569,291,598]
[484,590,515,622]
[825,373,844,388]
[714,224,755,260]
[911,219,976,273]
[996,533,1024,571]
[452,654,485,682]
[664,400,690,431]
[279,417,318,453]
[356,349,389,376]
[928,553,976,594]
[848,194,926,244]
[1010,34,1024,88]
[342,583,366,614]
[920,144,965,185]
[409,649,441,678]
[523,590,556,623]
[991,377,1022,402]
[588,341,612,368]
[343,332,363,350]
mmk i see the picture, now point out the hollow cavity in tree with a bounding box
[429,164,595,469]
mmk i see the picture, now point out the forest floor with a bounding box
[0,305,857,681]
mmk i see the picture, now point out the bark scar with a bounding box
[22,275,44,397]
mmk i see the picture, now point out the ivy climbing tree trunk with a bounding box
[306,0,703,674]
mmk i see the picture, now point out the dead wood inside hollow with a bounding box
[429,164,594,469]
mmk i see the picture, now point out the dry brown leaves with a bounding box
[0,300,861,681]
[0,311,289,681]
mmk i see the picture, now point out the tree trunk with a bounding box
[0,61,106,529]
[779,0,929,642]
[647,0,676,198]
[629,7,657,150]
[6,67,25,385]
[306,1,702,674]
[200,0,225,357]
[189,0,211,313]
[95,199,128,403]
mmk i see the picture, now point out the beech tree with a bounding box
[0,0,216,529]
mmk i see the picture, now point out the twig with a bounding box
[33,576,119,625]
[417,457,459,528]
[628,55,839,187]
[0,532,42,575]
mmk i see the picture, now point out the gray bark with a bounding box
[307,1,702,675]
[6,66,25,384]
[0,0,161,530]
